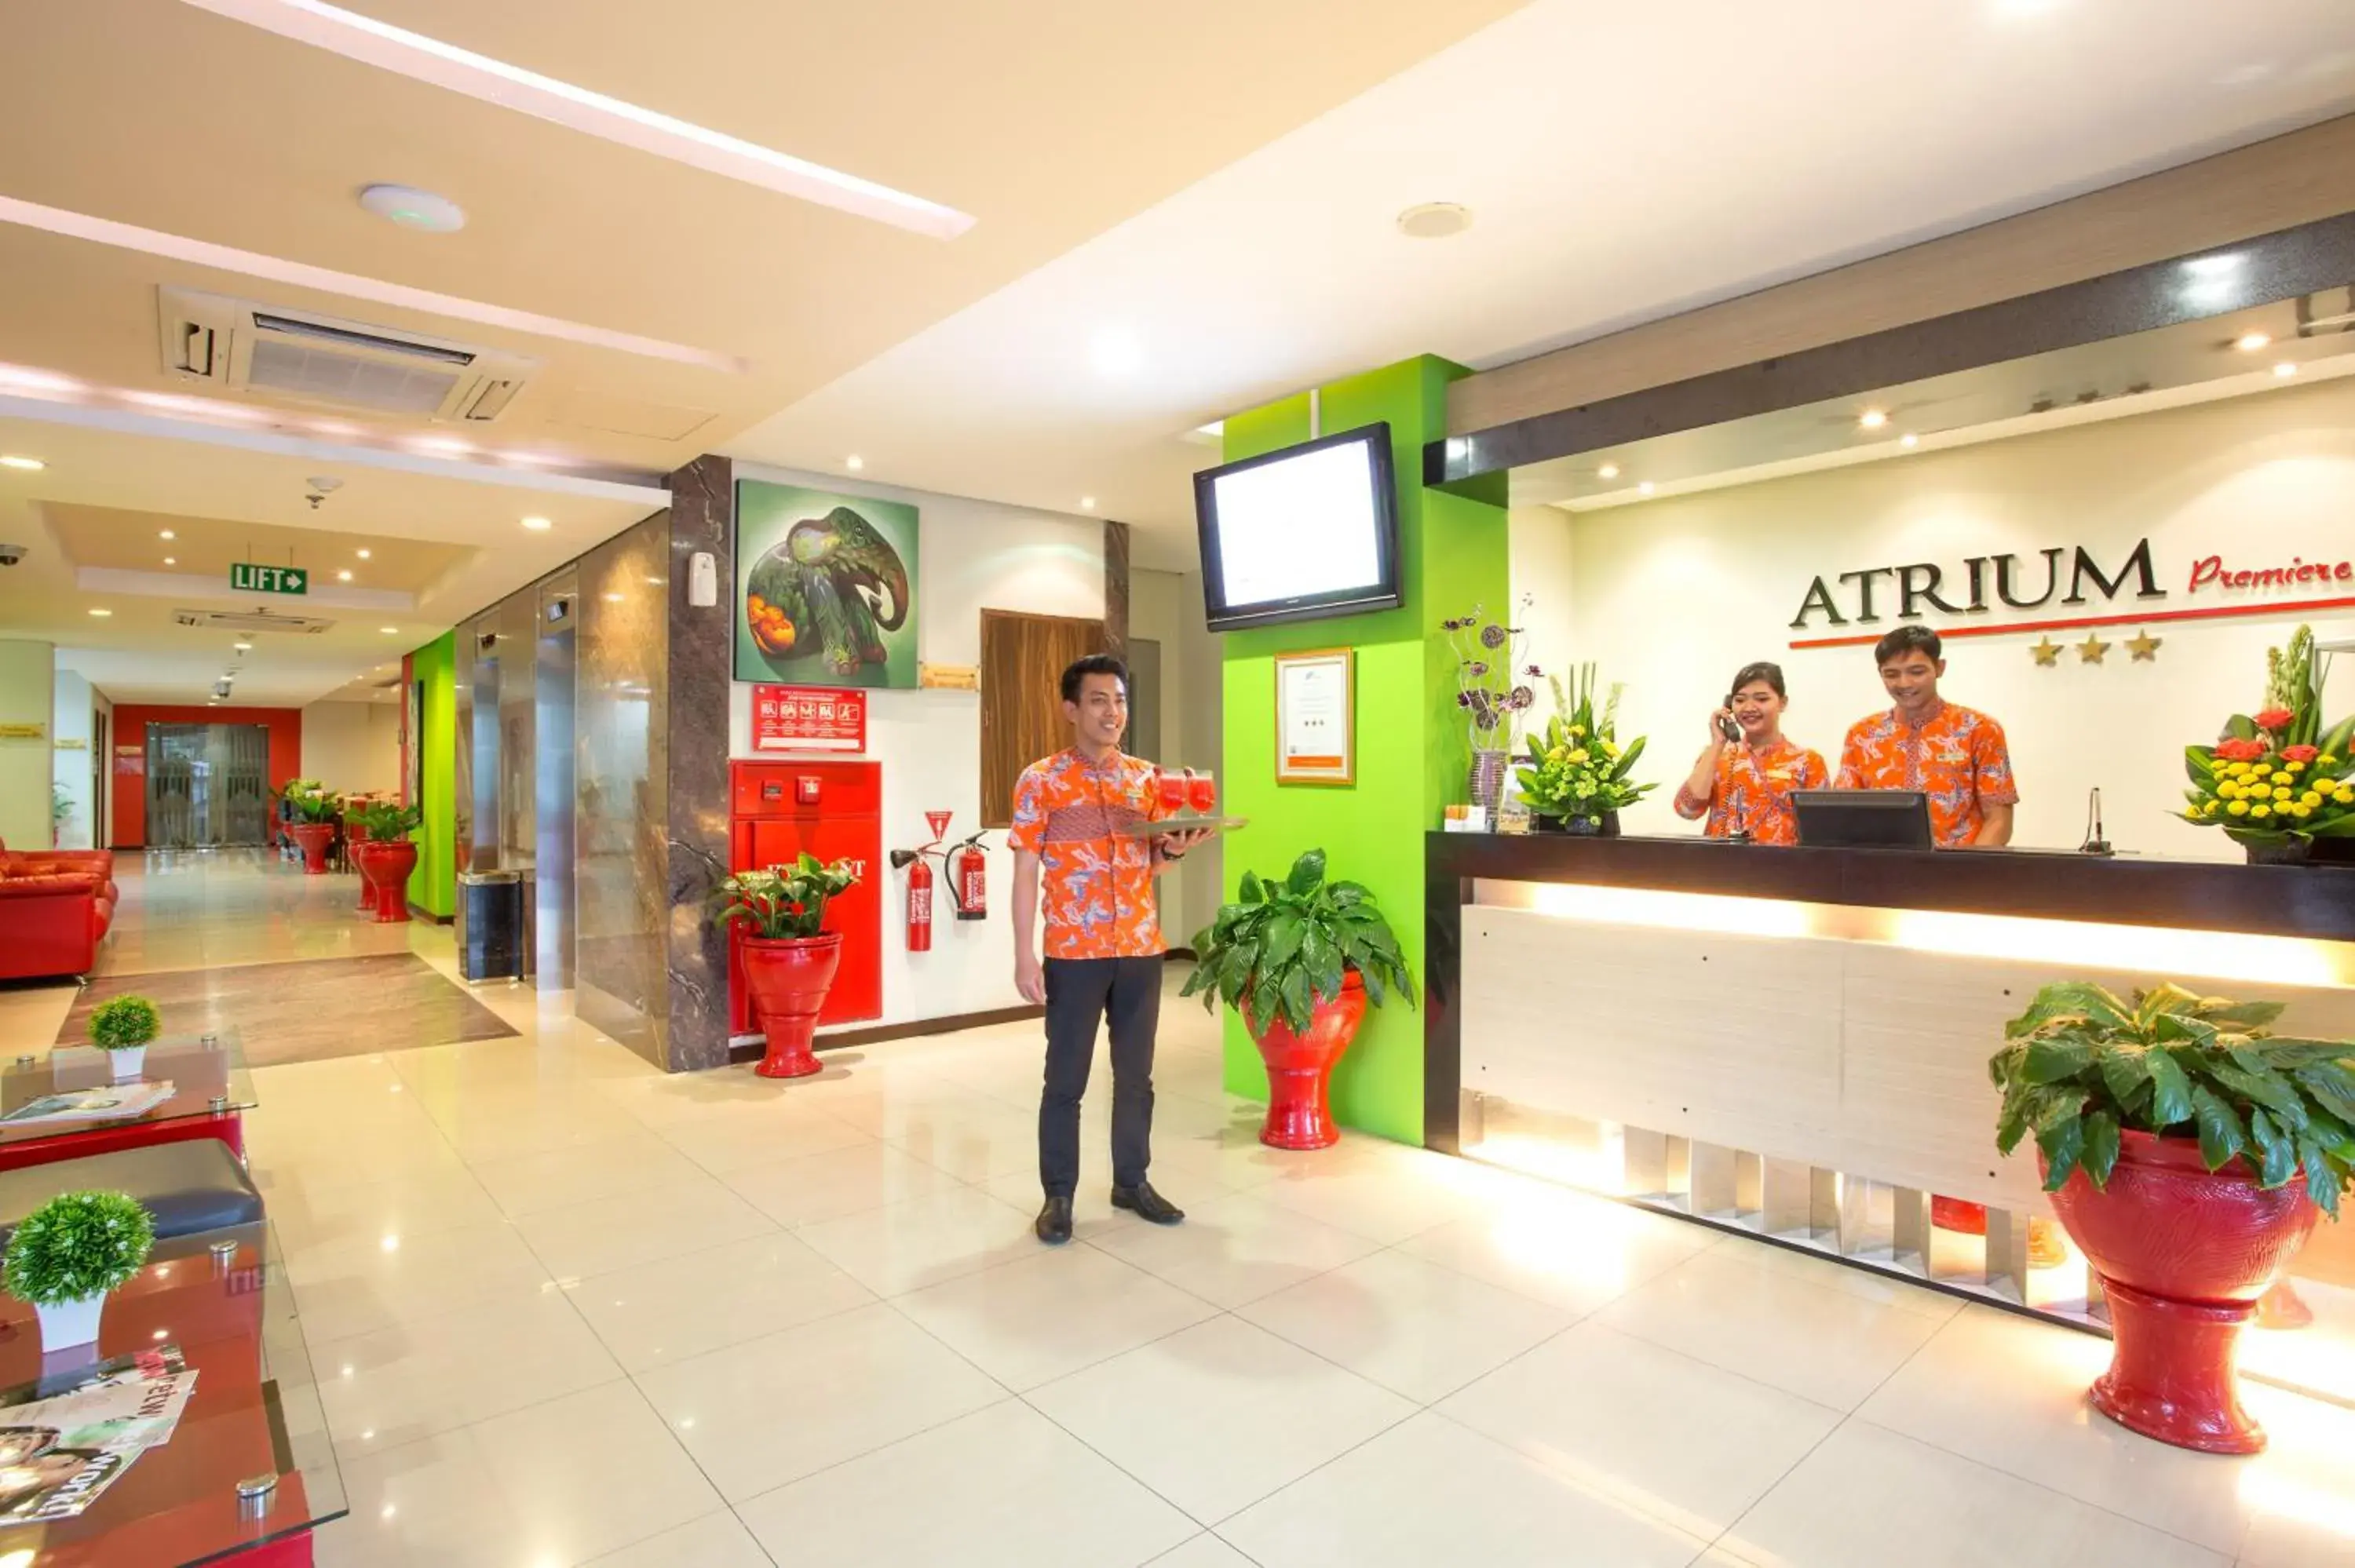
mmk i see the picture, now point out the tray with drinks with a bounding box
[1116,765,1244,836]
[1116,814,1250,837]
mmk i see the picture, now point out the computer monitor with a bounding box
[1791,789,1935,849]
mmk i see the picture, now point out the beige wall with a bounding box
[300,698,402,794]
[1521,374,2355,857]
[1132,566,1224,950]
[0,640,56,849]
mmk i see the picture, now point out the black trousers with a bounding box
[1039,955,1161,1198]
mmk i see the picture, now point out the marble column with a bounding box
[663,455,736,1070]
[1101,519,1131,659]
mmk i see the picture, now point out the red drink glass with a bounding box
[1186,770,1217,815]
[1155,768,1188,811]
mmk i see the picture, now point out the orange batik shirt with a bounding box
[1674,739,1830,845]
[1835,702,2018,848]
[1006,749,1172,960]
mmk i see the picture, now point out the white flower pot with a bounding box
[108,1046,145,1083]
[34,1293,104,1351]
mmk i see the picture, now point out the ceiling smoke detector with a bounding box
[358,184,467,235]
[1396,202,1473,239]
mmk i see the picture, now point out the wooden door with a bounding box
[979,610,1107,827]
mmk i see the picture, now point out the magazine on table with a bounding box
[0,1346,199,1522]
[0,1081,176,1128]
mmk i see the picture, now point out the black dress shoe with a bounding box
[1110,1182,1185,1225]
[1035,1196,1074,1245]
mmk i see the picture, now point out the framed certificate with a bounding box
[1274,648,1355,785]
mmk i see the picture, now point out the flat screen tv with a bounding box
[1193,423,1400,633]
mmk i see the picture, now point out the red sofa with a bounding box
[0,854,116,980]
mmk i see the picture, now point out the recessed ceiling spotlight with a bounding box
[1858,409,1889,430]
[521,516,552,531]
[2235,330,2272,352]
[1637,481,1656,497]
[1396,202,1473,239]
[159,529,176,540]
[164,556,177,565]
[338,570,354,582]
[380,625,400,634]
[87,607,111,618]
[1597,464,1620,481]
[1079,496,1097,511]
[845,455,864,472]
[356,548,371,559]
[2274,361,2298,378]
[1900,432,1919,449]
[234,641,252,651]
[0,455,43,471]
[358,183,466,233]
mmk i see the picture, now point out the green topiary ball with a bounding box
[86,996,161,1052]
[3,1192,155,1307]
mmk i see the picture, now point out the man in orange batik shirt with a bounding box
[1836,625,2018,848]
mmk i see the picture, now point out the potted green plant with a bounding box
[5,1191,155,1351]
[352,800,424,923]
[1182,849,1416,1149]
[279,782,342,875]
[716,854,860,1078]
[1515,667,1655,833]
[2178,625,2355,865]
[1990,980,2355,1453]
[86,995,161,1084]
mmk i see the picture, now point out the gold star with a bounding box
[2076,633,2110,664]
[2029,636,2062,666]
[2127,630,2162,661]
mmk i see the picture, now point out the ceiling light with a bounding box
[234,641,252,651]
[1396,202,1473,239]
[1079,497,1097,511]
[0,455,43,471]
[175,0,973,239]
[1638,481,1656,497]
[164,556,177,565]
[159,530,176,540]
[380,625,399,634]
[2274,361,2299,378]
[1900,433,1919,448]
[0,194,745,374]
[521,516,552,531]
[356,548,371,559]
[2235,330,2272,352]
[1858,410,1889,430]
[1192,420,1225,440]
[338,570,353,582]
[88,607,111,618]
[358,183,466,233]
[845,455,864,472]
[1597,463,1620,481]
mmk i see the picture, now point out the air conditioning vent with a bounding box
[157,287,539,424]
[173,608,334,635]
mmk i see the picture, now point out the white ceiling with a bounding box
[725,0,2355,565]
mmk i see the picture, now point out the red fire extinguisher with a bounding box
[900,852,934,951]
[948,831,988,921]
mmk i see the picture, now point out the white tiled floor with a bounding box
[9,851,2355,1566]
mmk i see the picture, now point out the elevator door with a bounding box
[146,724,270,848]
[535,582,577,991]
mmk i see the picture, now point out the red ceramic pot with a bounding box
[2044,1129,2320,1453]
[353,839,417,923]
[1249,971,1367,1150]
[288,822,335,876]
[349,823,377,911]
[739,932,842,1078]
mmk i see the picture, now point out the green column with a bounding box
[410,631,457,920]
[1214,356,1508,1144]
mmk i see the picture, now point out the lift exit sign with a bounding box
[230,563,309,595]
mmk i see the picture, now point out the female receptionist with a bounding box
[1672,662,1828,845]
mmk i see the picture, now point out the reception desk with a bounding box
[1422,832,2355,1400]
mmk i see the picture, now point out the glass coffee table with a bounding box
[0,1230,345,1565]
[0,1034,257,1174]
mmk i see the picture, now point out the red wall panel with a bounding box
[109,706,304,849]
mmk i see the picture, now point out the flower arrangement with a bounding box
[1181,848,1415,1034]
[2179,625,2355,852]
[1515,665,1655,826]
[86,996,159,1054]
[714,854,860,940]
[1444,600,1542,757]
[3,1191,155,1307]
[1989,980,2355,1215]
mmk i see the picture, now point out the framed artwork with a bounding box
[733,480,920,687]
[1274,647,1355,785]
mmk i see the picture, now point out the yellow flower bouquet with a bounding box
[2181,625,2355,862]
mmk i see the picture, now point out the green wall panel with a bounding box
[1215,357,1509,1145]
[410,631,457,919]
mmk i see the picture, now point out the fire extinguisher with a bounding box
[947,831,989,921]
[890,849,935,952]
